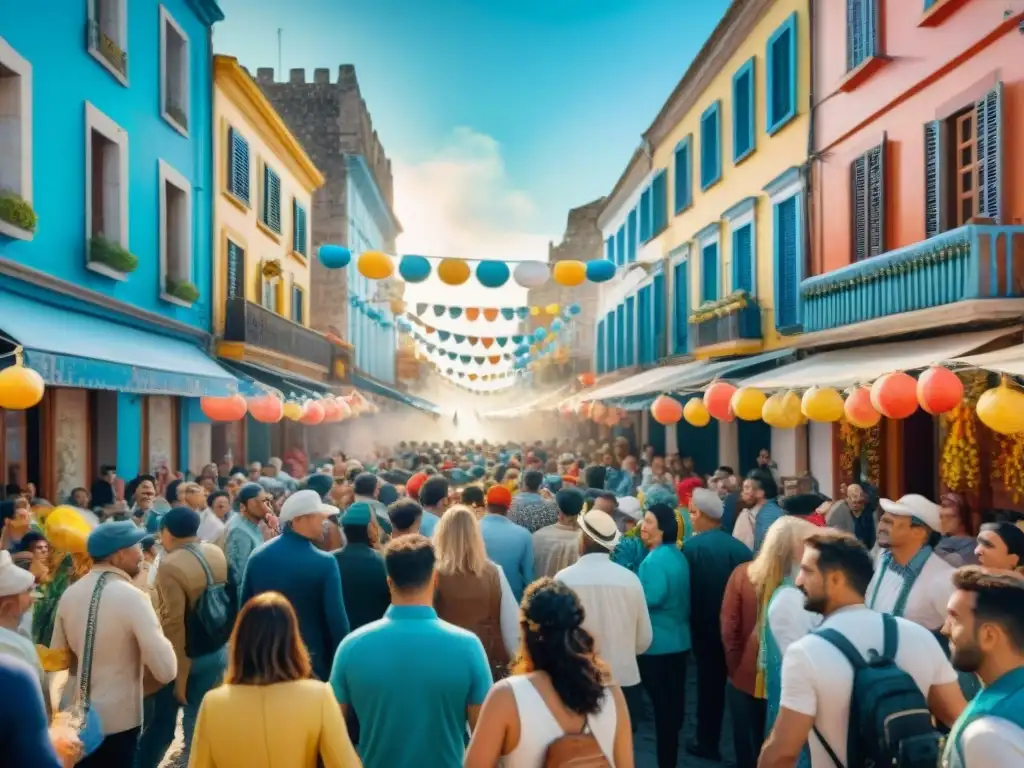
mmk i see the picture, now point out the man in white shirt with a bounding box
[941,566,1024,767]
[555,509,652,731]
[867,494,954,630]
[759,530,965,768]
[532,488,585,578]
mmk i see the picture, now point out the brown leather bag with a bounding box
[543,722,611,767]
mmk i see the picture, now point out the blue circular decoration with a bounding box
[568,303,582,316]
[476,260,511,288]
[367,309,381,322]
[319,245,352,270]
[586,259,616,283]
[532,328,546,342]
[551,318,564,332]
[399,255,431,283]
[348,295,360,307]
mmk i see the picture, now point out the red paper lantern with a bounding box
[577,401,592,419]
[321,397,342,423]
[336,397,352,421]
[578,372,596,388]
[201,395,247,422]
[917,366,964,415]
[248,394,283,424]
[871,372,919,420]
[844,386,880,429]
[300,400,325,426]
[703,381,737,422]
[650,394,683,425]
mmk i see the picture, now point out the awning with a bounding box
[739,327,1019,391]
[953,343,1024,379]
[0,291,248,397]
[482,385,574,420]
[570,360,707,404]
[221,360,332,400]
[351,372,440,414]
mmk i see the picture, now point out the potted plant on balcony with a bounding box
[89,234,139,274]
[0,191,38,238]
[165,277,200,305]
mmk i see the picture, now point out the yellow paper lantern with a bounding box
[780,391,804,426]
[44,506,94,554]
[0,350,45,410]
[730,387,767,421]
[545,304,560,316]
[683,398,711,427]
[437,258,471,286]
[801,386,845,423]
[530,306,541,316]
[357,250,394,280]
[976,378,1024,435]
[552,260,587,287]
[283,401,303,421]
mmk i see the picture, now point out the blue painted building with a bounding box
[0,0,235,500]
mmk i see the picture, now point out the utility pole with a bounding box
[277,28,282,77]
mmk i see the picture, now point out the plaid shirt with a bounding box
[509,493,559,533]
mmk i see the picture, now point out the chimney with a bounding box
[256,67,275,84]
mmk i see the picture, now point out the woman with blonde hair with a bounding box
[433,505,519,680]
[748,515,819,767]
[188,592,359,768]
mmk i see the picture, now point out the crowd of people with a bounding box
[0,436,1023,767]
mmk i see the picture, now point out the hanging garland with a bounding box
[838,419,881,488]
[939,372,988,494]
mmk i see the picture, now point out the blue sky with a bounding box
[215,0,731,265]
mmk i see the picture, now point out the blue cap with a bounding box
[159,506,201,538]
[378,483,399,506]
[342,502,373,527]
[470,465,486,479]
[237,483,263,505]
[87,520,149,560]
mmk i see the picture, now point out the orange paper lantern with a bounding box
[871,372,919,420]
[577,401,592,418]
[650,394,683,425]
[844,386,880,429]
[300,400,325,426]
[578,372,596,388]
[917,366,964,415]
[248,394,283,424]
[703,381,737,422]
[321,397,342,423]
[591,402,608,422]
[201,395,247,422]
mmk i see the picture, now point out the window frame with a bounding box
[259,260,282,314]
[84,101,130,280]
[259,161,283,237]
[291,282,305,325]
[158,159,194,307]
[225,126,251,208]
[846,0,879,73]
[766,12,799,136]
[700,101,722,191]
[850,138,887,262]
[86,0,129,86]
[669,244,690,355]
[673,136,693,215]
[732,57,756,164]
[0,36,33,241]
[650,170,668,240]
[723,198,757,296]
[159,5,190,138]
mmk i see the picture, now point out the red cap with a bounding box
[486,485,512,508]
[406,472,428,500]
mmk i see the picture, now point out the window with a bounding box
[767,13,798,135]
[616,225,626,269]
[774,195,801,330]
[0,38,32,239]
[732,223,755,293]
[85,102,129,267]
[261,164,282,234]
[87,0,128,84]
[226,128,250,205]
[639,189,652,242]
[851,140,886,261]
[159,160,193,303]
[159,7,189,136]
[605,236,615,264]
[925,84,1003,237]
[225,240,245,302]
[674,137,692,214]
[846,0,878,72]
[292,199,308,256]
[596,319,606,374]
[605,310,616,370]
[627,209,637,263]
[615,305,626,369]
[291,284,305,324]
[670,248,689,355]
[261,272,280,313]
[625,296,636,366]
[700,101,722,190]
[701,241,719,303]
[651,171,668,238]
[733,58,756,163]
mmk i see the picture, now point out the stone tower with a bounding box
[255,65,397,339]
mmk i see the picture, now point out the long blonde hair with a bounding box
[434,504,488,578]
[748,516,818,603]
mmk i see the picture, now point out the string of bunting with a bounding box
[411,302,580,321]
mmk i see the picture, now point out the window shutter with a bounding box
[673,260,689,354]
[269,170,282,233]
[674,140,691,213]
[627,209,637,262]
[701,242,719,303]
[733,65,754,161]
[924,120,944,238]
[229,129,250,204]
[637,287,650,364]
[846,0,876,72]
[653,272,666,358]
[867,142,885,257]
[226,241,245,301]
[605,237,615,264]
[767,16,797,133]
[625,296,636,365]
[615,306,626,369]
[616,226,626,267]
[732,224,754,292]
[775,197,799,329]
[293,201,307,255]
[606,310,616,370]
[640,190,652,242]
[701,105,720,189]
[652,172,667,236]
[596,320,606,373]
[975,83,1003,221]
[851,154,868,261]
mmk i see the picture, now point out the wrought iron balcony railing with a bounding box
[689,300,762,349]
[223,298,333,370]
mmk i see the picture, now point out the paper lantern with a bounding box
[871,372,919,420]
[591,402,607,421]
[476,260,510,288]
[283,401,304,421]
[438,259,471,286]
[513,261,550,288]
[201,395,247,422]
[568,304,582,316]
[801,386,845,423]
[545,304,560,316]
[45,506,95,554]
[651,394,683,425]
[300,400,325,426]
[976,378,1024,435]
[577,401,592,418]
[533,328,546,342]
[357,251,394,280]
[336,398,352,420]
[917,366,964,415]
[321,397,342,423]
[762,391,802,429]
[318,245,351,269]
[683,398,711,427]
[731,387,767,421]
[586,259,616,283]
[552,260,587,287]
[0,354,45,410]
[703,381,737,421]
[844,386,880,429]
[604,409,622,427]
[398,255,431,283]
[248,394,284,424]
[578,372,596,387]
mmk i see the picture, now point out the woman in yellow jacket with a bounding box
[188,592,360,768]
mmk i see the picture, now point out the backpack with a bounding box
[813,612,941,768]
[182,544,235,657]
[543,722,610,768]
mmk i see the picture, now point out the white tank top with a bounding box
[502,675,617,768]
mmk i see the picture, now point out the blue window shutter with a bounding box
[605,236,615,264]
[775,196,800,329]
[615,306,626,369]
[924,121,944,238]
[767,14,798,135]
[673,260,689,354]
[263,166,282,233]
[975,83,1003,222]
[625,296,636,365]
[627,209,637,263]
[732,60,755,163]
[701,242,719,303]
[640,190,652,242]
[228,129,250,204]
[596,320,606,374]
[292,286,304,323]
[606,310,616,370]
[292,200,307,255]
[674,138,692,214]
[732,224,754,293]
[637,287,650,364]
[700,102,721,190]
[653,272,666,358]
[616,226,626,268]
[846,0,877,72]
[651,171,668,236]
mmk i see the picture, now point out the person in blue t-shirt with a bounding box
[330,534,493,767]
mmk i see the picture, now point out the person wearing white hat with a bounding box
[555,509,652,733]
[0,550,42,686]
[866,493,956,632]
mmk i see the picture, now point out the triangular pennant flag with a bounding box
[424,326,435,335]
[438,330,451,341]
[516,307,529,319]
[445,368,453,375]
[474,356,485,364]
[503,353,512,360]
[468,374,478,381]
[449,307,463,320]
[426,343,436,353]
[460,355,471,364]
[454,334,466,344]
[512,335,524,344]
[467,337,479,346]
[416,303,428,316]
[433,305,445,317]
[500,308,516,321]
[465,308,480,321]
[495,337,508,347]
[458,372,465,378]
[488,355,501,364]
[447,351,457,360]
[481,338,493,349]
[483,308,499,322]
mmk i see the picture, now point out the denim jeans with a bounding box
[135,648,226,768]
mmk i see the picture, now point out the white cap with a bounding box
[616,496,643,521]
[879,494,942,533]
[279,489,339,524]
[691,488,724,520]
[579,510,622,551]
[0,551,35,598]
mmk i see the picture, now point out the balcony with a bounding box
[801,224,1024,334]
[688,293,763,357]
[223,298,333,370]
